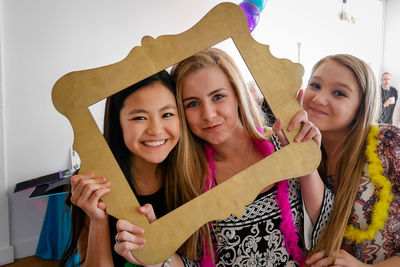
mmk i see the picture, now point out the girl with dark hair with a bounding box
[60,70,200,266]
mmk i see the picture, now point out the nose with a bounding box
[312,90,328,106]
[146,118,163,135]
[201,102,216,121]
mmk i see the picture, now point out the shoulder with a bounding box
[377,124,400,188]
[378,124,400,144]
[377,124,400,157]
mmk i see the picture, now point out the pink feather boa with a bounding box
[200,136,305,266]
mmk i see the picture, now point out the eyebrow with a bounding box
[127,104,177,115]
[182,88,225,102]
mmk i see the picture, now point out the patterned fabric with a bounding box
[210,179,304,266]
[310,186,334,249]
[180,255,200,266]
[270,133,283,150]
[339,125,400,263]
[204,134,334,266]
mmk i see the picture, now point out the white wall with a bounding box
[383,0,400,126]
[383,0,400,90]
[0,0,386,263]
[253,0,384,87]
[0,0,15,265]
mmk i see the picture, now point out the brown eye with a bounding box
[162,112,174,118]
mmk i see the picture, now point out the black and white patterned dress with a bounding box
[210,179,333,267]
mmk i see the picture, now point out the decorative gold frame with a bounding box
[52,2,320,264]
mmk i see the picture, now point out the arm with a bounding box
[70,172,113,266]
[298,170,324,225]
[306,249,400,266]
[273,110,324,224]
[84,216,113,266]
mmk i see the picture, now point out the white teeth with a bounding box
[143,140,166,146]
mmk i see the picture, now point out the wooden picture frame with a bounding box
[52,2,320,264]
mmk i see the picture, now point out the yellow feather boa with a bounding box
[343,125,393,243]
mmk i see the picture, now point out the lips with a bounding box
[142,139,167,147]
[308,107,328,116]
[203,123,222,132]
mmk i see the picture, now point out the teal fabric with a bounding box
[124,261,142,267]
[35,194,80,266]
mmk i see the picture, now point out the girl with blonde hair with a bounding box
[115,48,332,266]
[303,54,400,266]
[170,47,332,266]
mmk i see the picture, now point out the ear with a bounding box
[297,88,304,106]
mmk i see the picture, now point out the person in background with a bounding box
[378,72,397,124]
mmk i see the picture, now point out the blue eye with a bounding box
[213,94,225,101]
[334,91,347,97]
[185,101,199,108]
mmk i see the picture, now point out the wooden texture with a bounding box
[52,2,321,264]
[3,256,58,267]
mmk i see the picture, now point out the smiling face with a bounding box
[303,60,361,137]
[119,81,180,164]
[182,66,242,145]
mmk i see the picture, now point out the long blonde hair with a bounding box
[311,54,380,256]
[170,47,268,259]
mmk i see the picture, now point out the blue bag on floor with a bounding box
[35,194,80,266]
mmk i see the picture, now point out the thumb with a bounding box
[138,203,157,223]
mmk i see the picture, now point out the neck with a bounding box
[211,126,266,184]
[212,125,250,160]
[131,156,163,196]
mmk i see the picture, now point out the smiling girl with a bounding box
[303,55,400,266]
[60,71,200,266]
[169,48,331,266]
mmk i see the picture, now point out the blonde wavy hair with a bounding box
[310,54,380,257]
[170,47,269,259]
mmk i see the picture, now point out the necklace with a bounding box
[344,125,393,243]
[214,141,252,173]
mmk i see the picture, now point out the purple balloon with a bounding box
[239,1,260,32]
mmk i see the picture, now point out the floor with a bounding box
[2,256,59,267]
